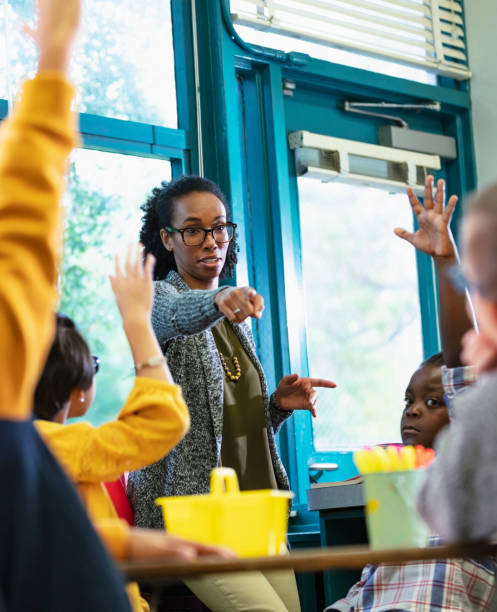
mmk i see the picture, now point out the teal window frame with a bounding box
[190,1,477,513]
[0,107,188,174]
[0,0,199,172]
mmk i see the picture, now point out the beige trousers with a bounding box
[184,569,301,612]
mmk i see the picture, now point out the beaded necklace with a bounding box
[219,353,241,381]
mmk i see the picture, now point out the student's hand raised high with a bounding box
[274,374,336,418]
[394,175,458,260]
[110,245,174,383]
[214,286,264,323]
[109,244,156,327]
[24,0,82,73]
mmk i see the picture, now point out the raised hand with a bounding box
[24,0,82,73]
[109,244,155,326]
[109,244,173,381]
[274,374,336,418]
[394,175,458,259]
[214,286,264,323]
[395,177,474,368]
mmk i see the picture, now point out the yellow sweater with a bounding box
[37,377,189,611]
[36,377,189,553]
[0,74,136,612]
[0,72,75,421]
[4,73,188,612]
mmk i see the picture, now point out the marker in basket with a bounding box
[385,446,403,471]
[353,444,435,474]
[399,444,416,470]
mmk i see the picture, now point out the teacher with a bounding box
[127,175,335,612]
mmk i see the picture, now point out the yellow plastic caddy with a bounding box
[156,467,294,557]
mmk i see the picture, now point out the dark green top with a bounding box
[211,320,277,491]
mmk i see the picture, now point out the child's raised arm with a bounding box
[394,176,473,367]
[110,244,174,384]
[25,0,81,73]
[0,0,80,420]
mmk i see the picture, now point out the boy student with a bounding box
[328,352,495,612]
[34,247,234,612]
[0,0,132,609]
[418,179,497,543]
[327,177,496,611]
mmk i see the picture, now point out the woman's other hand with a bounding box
[394,175,458,260]
[214,286,264,323]
[274,374,336,418]
[128,529,237,561]
[110,244,155,327]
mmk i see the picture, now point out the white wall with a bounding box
[464,0,497,189]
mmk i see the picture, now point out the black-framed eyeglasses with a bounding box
[165,222,237,246]
[92,355,100,375]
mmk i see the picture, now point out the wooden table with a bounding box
[121,541,497,583]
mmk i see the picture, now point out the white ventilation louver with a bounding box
[231,0,471,80]
[289,130,441,194]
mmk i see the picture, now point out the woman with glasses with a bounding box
[128,175,336,612]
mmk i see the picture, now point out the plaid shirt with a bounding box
[441,365,477,417]
[327,545,496,611]
[327,367,496,611]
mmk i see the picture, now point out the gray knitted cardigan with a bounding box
[127,270,293,529]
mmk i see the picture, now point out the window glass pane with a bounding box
[1,0,177,126]
[0,0,37,107]
[297,179,424,450]
[60,149,171,426]
[234,25,436,85]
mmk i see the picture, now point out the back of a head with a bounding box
[464,182,497,301]
[33,314,94,421]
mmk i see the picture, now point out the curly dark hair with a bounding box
[34,314,94,422]
[139,175,238,281]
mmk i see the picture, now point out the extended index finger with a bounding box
[307,378,337,389]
